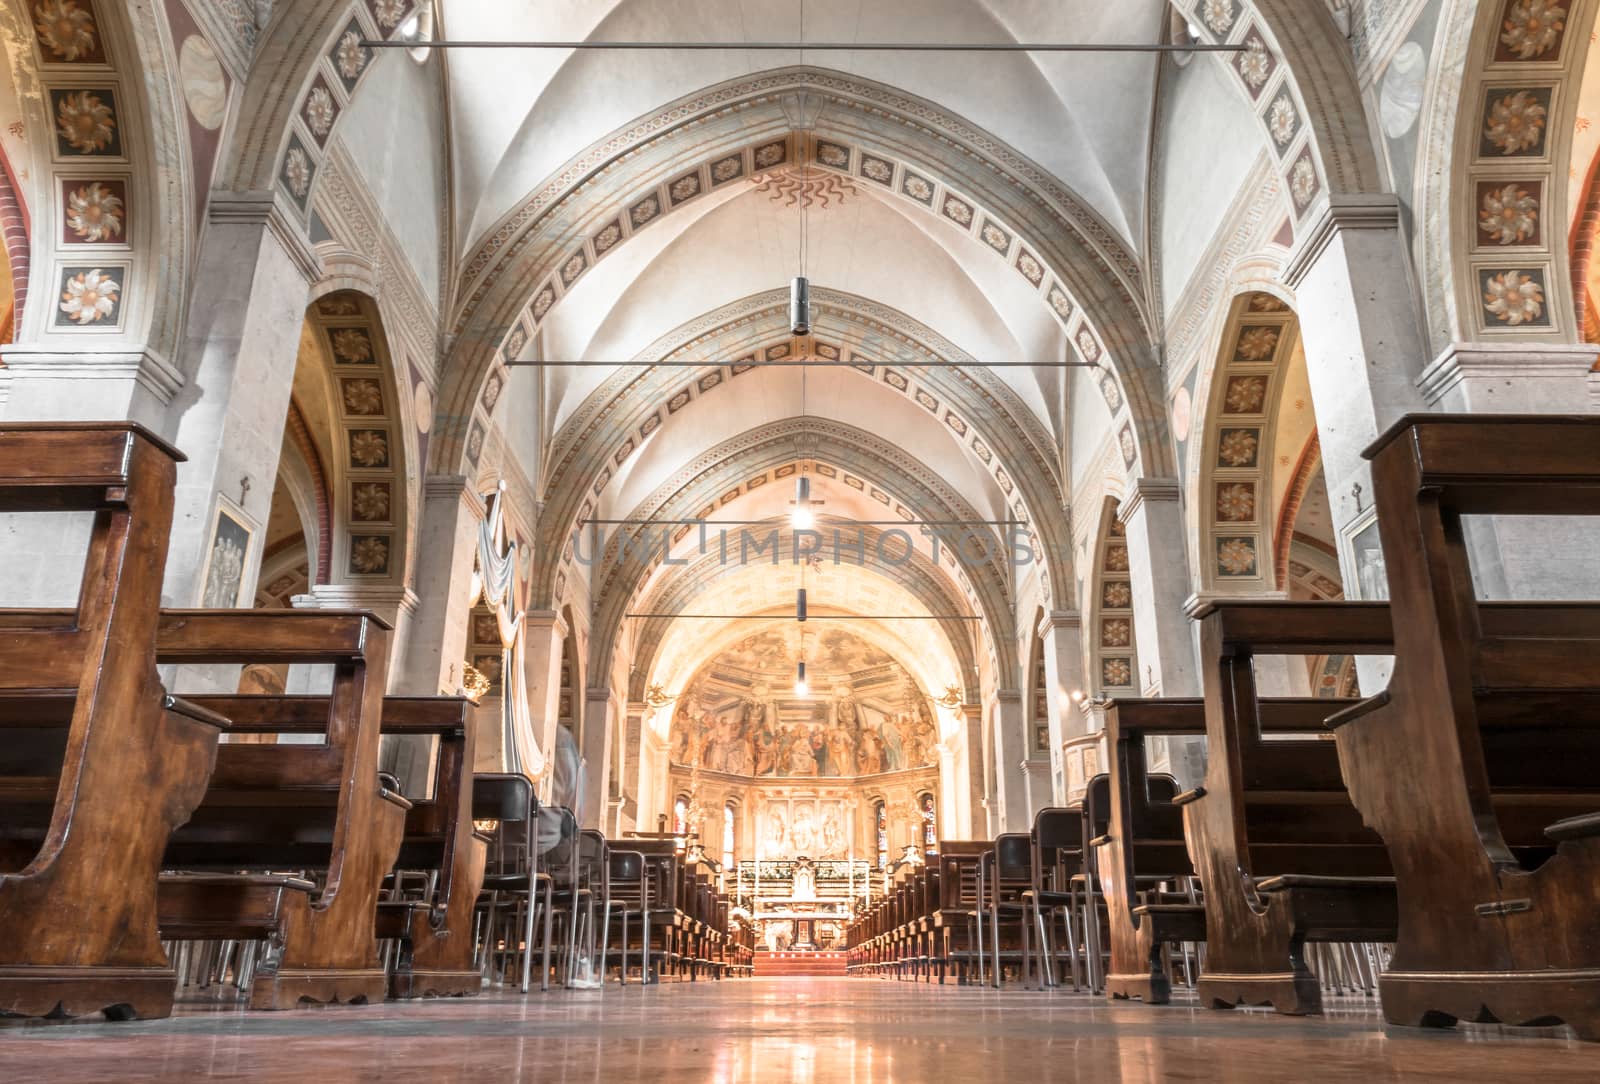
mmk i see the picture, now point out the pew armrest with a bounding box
[1545,812,1600,843]
[1171,786,1207,807]
[162,694,232,731]
[1324,690,1390,731]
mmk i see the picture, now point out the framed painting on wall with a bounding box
[199,497,256,608]
[1341,509,1388,602]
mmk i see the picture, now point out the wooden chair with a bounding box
[1180,601,1398,1015]
[1099,699,1206,1004]
[0,424,227,1021]
[1330,414,1600,1038]
[154,610,408,1010]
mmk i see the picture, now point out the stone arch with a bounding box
[1192,290,1304,594]
[0,0,192,363]
[1089,497,1140,698]
[578,419,1016,693]
[533,290,1071,614]
[212,0,419,206]
[292,288,412,590]
[430,66,1170,483]
[1416,0,1600,351]
[1173,0,1384,220]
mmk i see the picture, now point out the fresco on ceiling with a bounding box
[668,627,937,778]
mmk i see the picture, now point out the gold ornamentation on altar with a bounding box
[461,663,493,704]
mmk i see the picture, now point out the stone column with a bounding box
[960,703,986,837]
[163,192,321,610]
[615,703,646,837]
[992,689,1029,833]
[1120,478,1199,698]
[1039,610,1085,805]
[581,687,617,831]
[519,610,568,804]
[1415,343,1600,599]
[1284,196,1430,555]
[400,476,485,696]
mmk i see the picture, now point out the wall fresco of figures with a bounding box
[667,627,939,779]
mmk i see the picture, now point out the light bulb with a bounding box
[791,476,813,529]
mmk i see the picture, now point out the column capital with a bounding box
[1283,194,1403,290]
[1119,477,1181,522]
[294,583,420,617]
[208,190,321,285]
[1183,589,1289,618]
[523,608,569,638]
[995,688,1023,705]
[1038,609,1082,636]
[1417,341,1600,409]
[0,345,184,411]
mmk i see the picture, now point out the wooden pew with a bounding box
[1331,414,1600,1038]
[181,694,486,1000]
[1180,601,1399,1015]
[0,424,226,1021]
[932,842,986,984]
[154,610,409,1010]
[1099,699,1206,1004]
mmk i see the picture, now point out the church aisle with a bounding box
[0,979,1593,1082]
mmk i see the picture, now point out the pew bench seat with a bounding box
[158,875,317,942]
[1253,876,1399,943]
[1129,903,1207,945]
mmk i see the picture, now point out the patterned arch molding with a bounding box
[427,68,1170,481]
[1091,502,1140,696]
[1199,291,1299,588]
[576,422,1021,692]
[306,289,408,582]
[532,290,1070,613]
[268,2,417,219]
[585,432,1016,668]
[623,534,983,705]
[1444,0,1587,340]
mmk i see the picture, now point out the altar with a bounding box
[737,857,870,952]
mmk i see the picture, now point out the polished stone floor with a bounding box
[0,979,1594,1082]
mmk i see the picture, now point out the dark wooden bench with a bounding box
[0,424,227,1022]
[181,695,486,1000]
[1330,414,1600,1039]
[1099,699,1206,1004]
[155,609,409,1010]
[1180,601,1399,1015]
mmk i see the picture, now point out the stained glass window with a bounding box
[875,801,888,869]
[722,803,735,871]
[920,792,937,856]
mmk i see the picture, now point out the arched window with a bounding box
[875,801,888,869]
[920,792,937,856]
[722,802,736,872]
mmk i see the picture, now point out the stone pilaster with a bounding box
[163,192,321,609]
[1120,478,1198,698]
[399,476,486,696]
[1038,610,1085,805]
[581,686,617,831]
